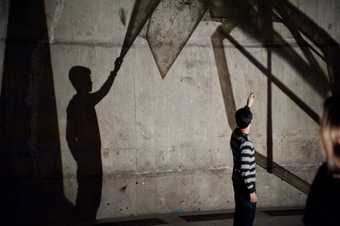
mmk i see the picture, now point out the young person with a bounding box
[304,96,340,226]
[230,93,257,226]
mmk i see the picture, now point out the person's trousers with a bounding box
[233,190,256,226]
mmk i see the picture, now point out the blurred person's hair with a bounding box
[320,96,340,171]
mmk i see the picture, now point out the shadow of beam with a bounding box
[275,7,326,82]
[272,32,329,98]
[255,152,310,193]
[211,25,237,130]
[273,0,340,93]
[209,0,332,195]
[211,25,311,194]
[209,0,330,98]
[224,32,320,124]
[259,1,274,173]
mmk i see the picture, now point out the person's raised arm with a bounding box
[246,92,255,108]
[91,57,123,105]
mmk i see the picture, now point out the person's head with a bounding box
[320,96,340,170]
[69,66,92,94]
[235,106,253,133]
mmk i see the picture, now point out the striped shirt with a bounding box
[230,128,256,193]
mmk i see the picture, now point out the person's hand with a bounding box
[250,192,257,203]
[113,56,123,73]
[247,92,255,108]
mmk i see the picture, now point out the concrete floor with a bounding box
[95,208,304,226]
[154,216,303,226]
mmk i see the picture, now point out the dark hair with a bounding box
[235,106,253,129]
[320,96,340,169]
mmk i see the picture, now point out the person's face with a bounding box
[246,124,251,133]
[240,124,251,134]
[333,142,340,168]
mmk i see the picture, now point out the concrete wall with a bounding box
[1,0,339,219]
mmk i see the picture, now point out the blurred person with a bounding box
[304,95,340,226]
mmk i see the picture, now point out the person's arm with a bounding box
[246,92,255,108]
[91,57,123,105]
[240,140,257,202]
[242,93,256,202]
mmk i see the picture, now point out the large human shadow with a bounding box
[66,65,116,224]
